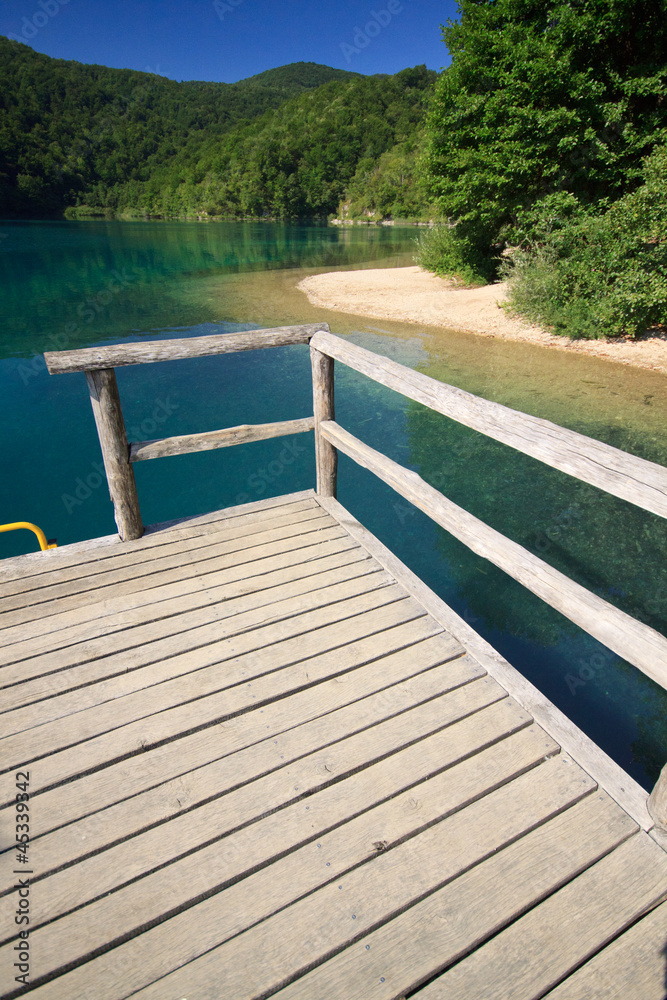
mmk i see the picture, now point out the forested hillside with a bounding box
[137,65,435,220]
[0,38,361,217]
[0,38,435,221]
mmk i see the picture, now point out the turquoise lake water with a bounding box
[1,219,666,789]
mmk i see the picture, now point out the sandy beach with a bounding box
[298,266,667,374]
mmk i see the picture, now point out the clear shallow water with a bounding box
[1,219,666,789]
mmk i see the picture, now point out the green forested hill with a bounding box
[135,65,436,220]
[0,38,434,220]
[0,39,362,217]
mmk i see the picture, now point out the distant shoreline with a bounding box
[297,265,667,374]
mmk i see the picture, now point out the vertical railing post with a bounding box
[649,763,667,833]
[310,344,337,498]
[85,368,144,541]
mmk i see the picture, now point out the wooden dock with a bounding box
[2,324,667,998]
[1,491,666,999]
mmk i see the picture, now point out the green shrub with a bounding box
[504,147,667,338]
[413,223,495,285]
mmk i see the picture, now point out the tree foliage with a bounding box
[422,0,667,271]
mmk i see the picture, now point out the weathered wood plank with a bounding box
[0,573,400,777]
[129,416,315,462]
[85,367,143,540]
[416,833,667,999]
[648,762,667,833]
[1,631,468,886]
[0,664,497,946]
[23,715,550,1000]
[320,420,667,688]
[0,506,332,622]
[315,493,654,831]
[116,757,603,1000]
[0,520,346,636]
[4,601,433,819]
[0,545,376,731]
[543,899,667,1000]
[0,542,376,665]
[0,574,415,710]
[0,570,437,749]
[270,793,637,1000]
[0,493,317,590]
[311,345,337,497]
[0,587,411,794]
[310,330,667,518]
[2,588,454,736]
[45,323,329,373]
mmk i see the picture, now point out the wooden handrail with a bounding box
[46,325,330,540]
[319,418,667,687]
[44,321,667,820]
[310,331,667,519]
[45,324,329,374]
[130,417,315,463]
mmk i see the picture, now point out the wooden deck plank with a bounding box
[0,668,501,943]
[0,505,333,619]
[416,834,667,999]
[0,578,406,782]
[0,549,383,667]
[0,635,473,888]
[0,493,318,590]
[543,898,667,1000]
[0,491,661,1000]
[0,600,431,812]
[0,595,452,726]
[122,758,606,1000]
[270,794,638,1000]
[0,522,352,647]
[0,681,514,979]
[24,719,554,1000]
[0,545,382,727]
[0,555,400,693]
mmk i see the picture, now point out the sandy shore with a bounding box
[298,266,667,374]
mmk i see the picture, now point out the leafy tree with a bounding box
[422,0,667,274]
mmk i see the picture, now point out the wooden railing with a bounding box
[45,324,327,541]
[46,323,667,827]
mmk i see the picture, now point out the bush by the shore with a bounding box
[503,147,667,340]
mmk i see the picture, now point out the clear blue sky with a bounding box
[0,0,458,83]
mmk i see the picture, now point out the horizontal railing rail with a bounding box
[129,417,315,463]
[309,330,667,687]
[319,418,667,685]
[44,324,327,373]
[309,330,667,519]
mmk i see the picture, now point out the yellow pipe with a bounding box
[0,522,57,552]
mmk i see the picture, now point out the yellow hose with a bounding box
[0,522,57,552]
